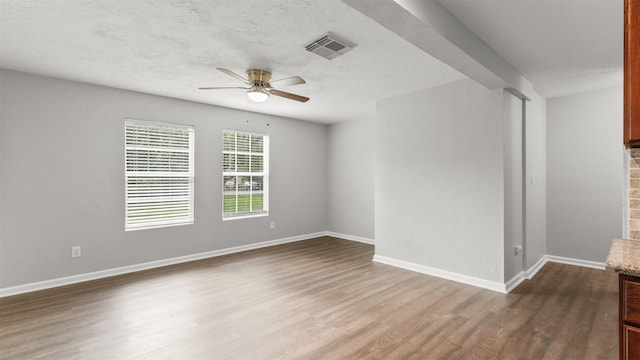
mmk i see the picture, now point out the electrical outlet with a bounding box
[71,246,81,258]
[270,221,276,230]
[515,245,523,256]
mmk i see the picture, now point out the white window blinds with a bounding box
[222,130,269,219]
[125,119,194,230]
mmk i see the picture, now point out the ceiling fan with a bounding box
[199,68,310,103]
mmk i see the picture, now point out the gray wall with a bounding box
[0,70,328,288]
[525,91,547,270]
[503,92,524,281]
[546,87,623,262]
[376,79,505,282]
[11,65,618,291]
[327,119,375,240]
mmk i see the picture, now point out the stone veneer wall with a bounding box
[631,149,640,239]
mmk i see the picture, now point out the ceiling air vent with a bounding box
[305,32,357,60]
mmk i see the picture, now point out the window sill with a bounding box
[125,220,194,231]
[222,212,269,221]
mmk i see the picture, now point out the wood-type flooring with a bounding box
[0,236,618,359]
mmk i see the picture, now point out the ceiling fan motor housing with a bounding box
[247,69,272,88]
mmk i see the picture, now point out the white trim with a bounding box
[1,233,608,298]
[544,254,605,270]
[504,271,526,293]
[506,254,605,292]
[221,130,269,219]
[372,255,508,293]
[326,231,374,245]
[221,212,269,221]
[0,232,326,298]
[524,255,547,280]
[371,253,607,294]
[503,255,548,292]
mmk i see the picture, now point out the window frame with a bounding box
[222,129,269,220]
[124,118,195,231]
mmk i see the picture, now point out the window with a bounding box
[223,130,269,219]
[125,119,194,230]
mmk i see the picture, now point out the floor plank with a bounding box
[0,237,618,359]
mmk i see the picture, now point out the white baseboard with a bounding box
[0,232,607,298]
[504,254,606,293]
[373,253,607,295]
[0,232,326,298]
[372,255,508,293]
[524,255,548,280]
[504,271,526,293]
[326,231,374,245]
[544,254,605,270]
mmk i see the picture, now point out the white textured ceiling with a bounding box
[0,0,624,123]
[438,0,623,99]
[0,0,464,124]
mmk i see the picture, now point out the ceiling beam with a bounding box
[341,0,534,100]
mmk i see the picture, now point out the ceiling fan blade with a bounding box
[198,86,249,90]
[270,89,310,103]
[216,68,251,85]
[270,76,306,87]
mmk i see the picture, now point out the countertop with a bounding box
[606,238,640,276]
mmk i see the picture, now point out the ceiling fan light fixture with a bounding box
[247,87,269,102]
